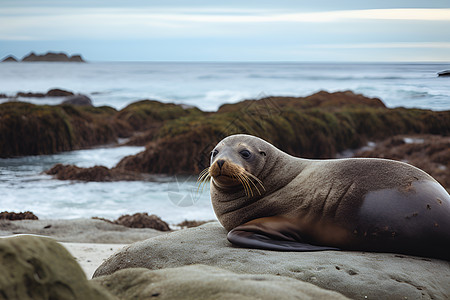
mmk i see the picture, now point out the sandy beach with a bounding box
[61,242,128,278]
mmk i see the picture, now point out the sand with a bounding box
[61,242,128,278]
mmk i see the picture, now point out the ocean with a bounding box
[0,62,449,223]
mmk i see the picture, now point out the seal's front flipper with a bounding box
[227,217,340,252]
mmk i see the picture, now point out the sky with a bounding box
[1,0,450,62]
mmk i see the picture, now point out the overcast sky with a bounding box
[1,0,449,62]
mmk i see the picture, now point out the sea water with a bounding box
[0,62,449,222]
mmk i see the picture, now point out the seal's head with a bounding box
[198,135,269,197]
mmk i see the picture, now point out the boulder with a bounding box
[62,94,93,106]
[93,265,348,300]
[93,222,450,299]
[0,219,165,243]
[0,235,113,299]
[47,88,74,97]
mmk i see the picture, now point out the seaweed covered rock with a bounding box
[0,211,38,220]
[114,213,171,231]
[0,235,113,299]
[0,102,124,157]
[117,126,216,174]
[217,90,385,113]
[115,100,204,146]
[5,91,450,182]
[45,164,144,181]
[16,89,74,98]
[116,92,450,176]
[116,100,202,132]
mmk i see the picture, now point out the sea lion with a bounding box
[198,134,450,260]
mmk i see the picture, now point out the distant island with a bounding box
[1,52,85,63]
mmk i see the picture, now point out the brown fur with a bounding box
[209,134,450,260]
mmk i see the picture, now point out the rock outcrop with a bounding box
[115,91,450,177]
[1,55,18,62]
[0,99,200,158]
[0,235,349,300]
[0,219,165,243]
[16,88,74,98]
[21,52,85,62]
[0,102,126,158]
[3,90,450,189]
[0,236,113,299]
[93,265,349,300]
[45,164,144,181]
[93,222,450,299]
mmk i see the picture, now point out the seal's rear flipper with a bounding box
[227,229,339,251]
[227,217,340,252]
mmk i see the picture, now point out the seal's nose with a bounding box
[216,159,225,169]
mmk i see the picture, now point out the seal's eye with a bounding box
[212,150,219,158]
[239,150,252,159]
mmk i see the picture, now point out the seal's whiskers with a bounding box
[237,173,253,197]
[246,172,266,191]
[197,167,211,192]
[235,171,265,198]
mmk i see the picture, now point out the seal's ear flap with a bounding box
[259,149,267,156]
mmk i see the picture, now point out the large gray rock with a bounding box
[0,235,114,299]
[0,219,165,243]
[62,94,93,106]
[93,264,348,300]
[94,222,450,299]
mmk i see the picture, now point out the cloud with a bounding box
[308,42,450,49]
[1,7,449,47]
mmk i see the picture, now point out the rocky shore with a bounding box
[4,90,447,189]
[1,89,450,298]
